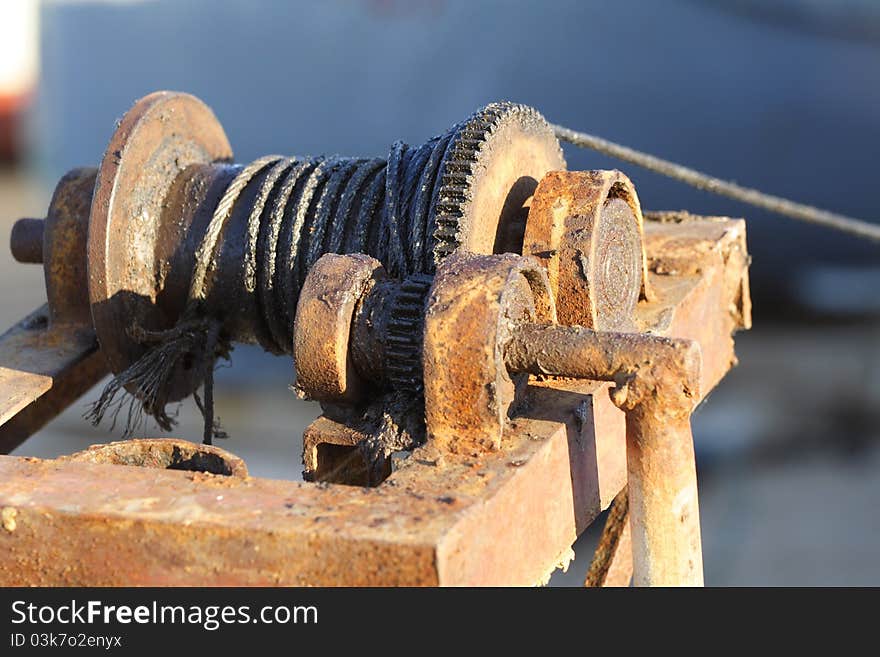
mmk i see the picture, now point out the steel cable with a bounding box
[552,123,880,243]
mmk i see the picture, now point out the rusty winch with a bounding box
[0,91,750,586]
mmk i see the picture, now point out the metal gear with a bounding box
[385,273,433,389]
[432,102,566,265]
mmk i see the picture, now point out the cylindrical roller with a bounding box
[292,253,385,403]
[81,91,566,411]
[523,170,647,330]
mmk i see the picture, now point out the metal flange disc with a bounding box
[88,91,233,400]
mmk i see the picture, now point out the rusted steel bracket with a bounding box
[0,306,105,454]
[0,167,108,453]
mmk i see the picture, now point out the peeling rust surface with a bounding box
[293,253,385,403]
[61,438,248,478]
[523,170,648,328]
[422,253,555,454]
[0,455,440,586]
[0,306,105,453]
[0,376,624,586]
[506,323,702,413]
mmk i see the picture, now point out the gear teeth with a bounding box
[386,273,433,389]
[430,102,564,268]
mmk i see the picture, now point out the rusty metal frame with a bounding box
[0,216,749,586]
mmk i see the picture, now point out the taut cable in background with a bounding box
[552,123,880,243]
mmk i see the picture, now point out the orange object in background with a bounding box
[0,0,39,162]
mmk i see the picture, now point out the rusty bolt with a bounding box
[10,217,44,264]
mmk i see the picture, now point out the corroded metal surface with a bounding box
[293,253,384,403]
[0,376,623,586]
[640,214,751,393]
[12,92,569,432]
[444,106,565,258]
[1,169,108,452]
[626,392,703,585]
[502,297,704,585]
[2,89,750,586]
[10,168,97,325]
[9,217,43,264]
[299,244,710,583]
[0,454,439,586]
[301,416,388,486]
[2,120,750,586]
[422,253,555,453]
[0,217,743,586]
[295,216,748,585]
[0,306,105,454]
[508,320,706,585]
[88,91,233,402]
[523,170,648,329]
[43,168,96,326]
[61,438,248,477]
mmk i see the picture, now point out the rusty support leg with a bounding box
[626,404,702,586]
[506,323,704,586]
